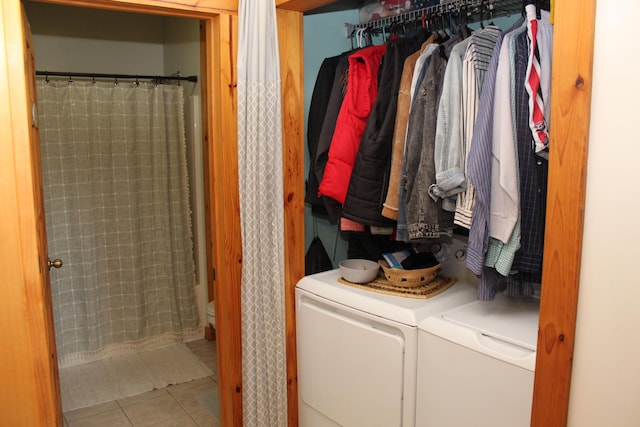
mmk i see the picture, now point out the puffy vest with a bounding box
[318,43,386,205]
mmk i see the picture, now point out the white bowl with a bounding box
[339,259,380,284]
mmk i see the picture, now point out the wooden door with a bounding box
[0,1,62,426]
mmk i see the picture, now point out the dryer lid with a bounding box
[296,269,478,327]
[441,293,540,350]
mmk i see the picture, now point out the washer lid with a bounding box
[440,293,540,350]
[296,269,478,327]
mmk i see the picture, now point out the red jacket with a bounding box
[318,43,386,205]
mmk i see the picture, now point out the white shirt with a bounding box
[488,24,525,244]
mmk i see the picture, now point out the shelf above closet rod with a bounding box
[345,0,523,36]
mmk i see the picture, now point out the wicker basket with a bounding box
[378,259,441,288]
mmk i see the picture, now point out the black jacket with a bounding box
[342,35,425,226]
[305,54,341,215]
[308,51,354,219]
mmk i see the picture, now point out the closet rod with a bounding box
[35,70,198,83]
[345,0,522,35]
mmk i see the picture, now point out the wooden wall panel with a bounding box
[202,13,244,427]
[531,1,596,426]
[276,8,305,427]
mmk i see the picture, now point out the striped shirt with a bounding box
[483,25,528,291]
[466,17,525,283]
[454,26,501,229]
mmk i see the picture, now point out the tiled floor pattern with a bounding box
[63,339,218,427]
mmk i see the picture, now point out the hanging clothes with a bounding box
[454,25,502,228]
[307,3,553,301]
[429,37,472,211]
[411,42,441,102]
[318,43,386,207]
[305,54,343,216]
[313,50,356,219]
[396,42,440,242]
[466,17,524,279]
[466,7,552,300]
[382,35,438,221]
[404,34,463,240]
[483,24,528,288]
[525,4,553,159]
[488,25,524,245]
[343,34,427,227]
[497,23,542,298]
[510,9,551,282]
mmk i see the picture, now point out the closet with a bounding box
[307,0,549,302]
[0,0,594,426]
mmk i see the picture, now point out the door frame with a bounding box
[8,0,246,425]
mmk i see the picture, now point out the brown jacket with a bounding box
[381,36,436,220]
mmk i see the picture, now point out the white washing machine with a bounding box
[415,292,540,427]
[296,241,478,427]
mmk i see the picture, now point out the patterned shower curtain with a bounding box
[237,0,288,425]
[37,80,199,366]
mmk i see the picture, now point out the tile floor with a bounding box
[62,339,218,427]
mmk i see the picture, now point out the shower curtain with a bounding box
[237,0,288,425]
[37,80,199,366]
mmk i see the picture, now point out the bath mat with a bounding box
[338,274,457,299]
[58,343,213,412]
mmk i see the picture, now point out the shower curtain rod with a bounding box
[35,70,198,83]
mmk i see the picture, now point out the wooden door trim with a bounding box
[33,0,238,16]
[200,12,243,427]
[531,1,596,425]
[0,2,62,425]
[276,8,305,427]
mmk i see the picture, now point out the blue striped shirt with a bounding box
[466,17,525,299]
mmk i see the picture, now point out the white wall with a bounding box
[568,1,640,426]
[303,9,359,267]
[24,1,165,75]
[163,16,201,97]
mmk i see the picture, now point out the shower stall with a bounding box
[24,2,211,368]
[38,77,209,367]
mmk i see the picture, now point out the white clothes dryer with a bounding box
[295,241,478,427]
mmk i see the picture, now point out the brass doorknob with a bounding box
[48,258,63,270]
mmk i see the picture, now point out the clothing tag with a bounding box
[370,226,394,235]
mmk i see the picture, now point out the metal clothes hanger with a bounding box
[479,0,486,29]
[488,1,495,26]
